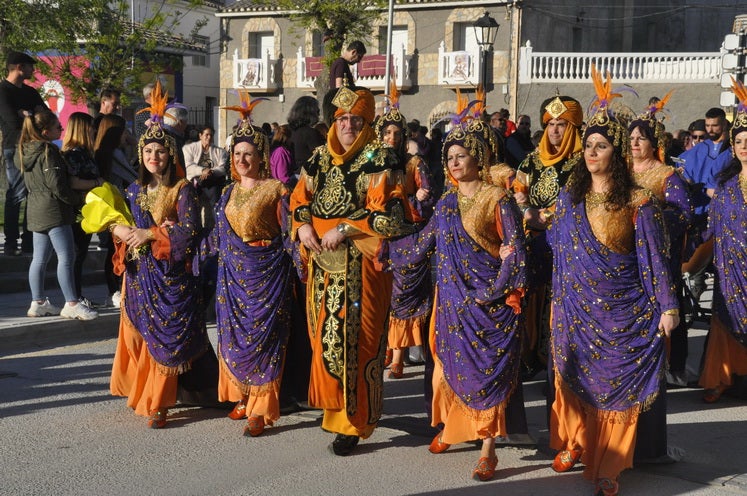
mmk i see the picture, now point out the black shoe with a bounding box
[328,434,359,456]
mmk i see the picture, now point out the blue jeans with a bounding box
[4,147,29,250]
[29,225,77,302]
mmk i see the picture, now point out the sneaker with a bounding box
[27,298,62,317]
[60,301,99,321]
[79,297,101,309]
[110,290,121,308]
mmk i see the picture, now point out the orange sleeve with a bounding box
[289,171,314,241]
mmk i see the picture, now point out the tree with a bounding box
[1,0,207,107]
[257,0,388,99]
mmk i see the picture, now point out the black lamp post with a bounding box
[473,12,500,105]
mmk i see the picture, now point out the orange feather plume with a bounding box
[136,80,168,122]
[222,90,266,123]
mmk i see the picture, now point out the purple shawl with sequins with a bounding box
[709,175,747,347]
[422,189,526,410]
[549,190,677,413]
[214,183,293,386]
[124,181,209,369]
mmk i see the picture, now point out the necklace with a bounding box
[136,185,163,212]
[232,183,259,208]
[457,183,483,214]
[585,190,610,208]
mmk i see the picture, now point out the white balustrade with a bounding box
[518,41,721,84]
[437,41,481,87]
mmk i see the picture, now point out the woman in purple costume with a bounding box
[376,83,434,378]
[215,94,294,437]
[405,96,527,482]
[109,82,213,429]
[697,79,747,404]
[548,68,680,496]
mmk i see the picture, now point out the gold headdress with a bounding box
[629,90,673,163]
[441,87,490,185]
[222,90,270,179]
[136,80,185,178]
[375,80,407,155]
[584,65,632,161]
[730,77,747,149]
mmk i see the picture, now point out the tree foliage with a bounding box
[261,0,388,62]
[1,0,207,106]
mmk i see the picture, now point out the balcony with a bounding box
[232,49,280,93]
[518,41,721,84]
[296,45,414,91]
[437,42,481,88]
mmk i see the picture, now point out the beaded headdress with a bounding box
[584,65,632,162]
[628,91,673,163]
[441,88,490,185]
[136,80,186,177]
[375,81,407,156]
[471,85,502,163]
[730,77,747,150]
[223,90,270,170]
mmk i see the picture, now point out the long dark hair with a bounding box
[138,141,179,187]
[568,149,634,210]
[716,157,742,187]
[93,114,126,181]
[287,96,320,130]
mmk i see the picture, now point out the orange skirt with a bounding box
[387,313,426,349]
[550,375,638,481]
[699,313,747,390]
[110,299,177,417]
[218,359,281,426]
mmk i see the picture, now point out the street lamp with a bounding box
[473,12,500,105]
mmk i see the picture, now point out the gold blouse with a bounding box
[224,180,285,243]
[585,189,650,254]
[631,163,673,202]
[459,183,508,259]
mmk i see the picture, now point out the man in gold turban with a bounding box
[512,95,584,380]
[290,86,413,456]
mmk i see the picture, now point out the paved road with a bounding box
[1,323,746,496]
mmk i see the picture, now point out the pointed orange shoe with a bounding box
[552,448,583,472]
[384,348,393,368]
[389,362,404,379]
[703,386,725,404]
[244,416,265,437]
[228,400,247,420]
[147,409,167,429]
[472,455,498,482]
[595,477,619,496]
[428,432,450,454]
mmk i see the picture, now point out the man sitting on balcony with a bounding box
[330,40,366,89]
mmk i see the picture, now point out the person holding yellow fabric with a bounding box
[512,95,584,379]
[290,85,413,456]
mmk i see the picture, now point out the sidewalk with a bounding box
[0,232,121,355]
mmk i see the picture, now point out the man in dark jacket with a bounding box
[0,51,46,255]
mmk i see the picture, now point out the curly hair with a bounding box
[567,151,634,210]
[287,96,321,130]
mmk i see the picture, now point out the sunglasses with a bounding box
[691,134,706,141]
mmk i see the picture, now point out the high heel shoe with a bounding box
[388,362,404,379]
[384,348,393,368]
[552,448,582,472]
[228,400,247,420]
[472,455,498,482]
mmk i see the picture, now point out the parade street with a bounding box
[1,323,745,496]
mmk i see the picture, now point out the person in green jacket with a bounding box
[18,109,99,320]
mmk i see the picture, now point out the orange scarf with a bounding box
[538,125,582,167]
[327,123,376,165]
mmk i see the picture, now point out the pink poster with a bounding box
[29,55,90,127]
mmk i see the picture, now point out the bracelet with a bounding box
[520,205,531,215]
[108,224,117,233]
[662,308,679,316]
[145,228,155,241]
[336,223,350,237]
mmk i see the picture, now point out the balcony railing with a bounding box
[437,41,481,88]
[296,45,414,91]
[232,48,280,93]
[519,41,721,84]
